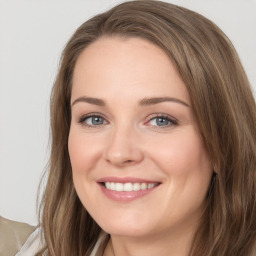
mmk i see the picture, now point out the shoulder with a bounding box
[0,216,36,256]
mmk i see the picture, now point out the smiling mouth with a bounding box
[98,179,161,201]
[101,182,160,192]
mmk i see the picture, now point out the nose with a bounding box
[103,125,144,167]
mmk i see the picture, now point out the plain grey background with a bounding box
[0,0,255,225]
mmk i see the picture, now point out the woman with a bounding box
[17,1,256,255]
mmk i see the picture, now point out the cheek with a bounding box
[68,129,104,211]
[68,129,102,177]
[149,130,213,220]
[155,131,210,172]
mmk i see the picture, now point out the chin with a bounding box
[97,217,154,237]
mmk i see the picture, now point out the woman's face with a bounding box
[69,37,213,239]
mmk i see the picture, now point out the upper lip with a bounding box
[97,176,161,184]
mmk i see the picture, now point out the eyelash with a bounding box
[78,113,178,129]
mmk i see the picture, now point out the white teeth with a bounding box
[147,183,155,189]
[110,182,115,190]
[115,183,123,191]
[133,183,141,191]
[104,182,158,191]
[123,183,133,191]
[105,182,110,189]
[141,183,147,190]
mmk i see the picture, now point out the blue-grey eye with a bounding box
[83,116,107,126]
[149,117,172,127]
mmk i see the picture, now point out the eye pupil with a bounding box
[156,117,169,126]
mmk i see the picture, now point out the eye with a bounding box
[146,114,178,128]
[79,114,108,127]
[150,117,170,126]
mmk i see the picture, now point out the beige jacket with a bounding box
[0,216,107,256]
[0,216,35,256]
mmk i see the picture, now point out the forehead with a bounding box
[72,36,189,104]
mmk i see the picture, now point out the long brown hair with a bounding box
[38,1,256,255]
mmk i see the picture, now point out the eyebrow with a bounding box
[71,96,189,107]
[71,96,105,107]
[139,97,189,107]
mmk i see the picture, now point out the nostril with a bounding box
[122,159,136,166]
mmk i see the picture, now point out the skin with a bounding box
[68,37,213,256]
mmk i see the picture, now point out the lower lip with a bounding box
[99,183,159,202]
